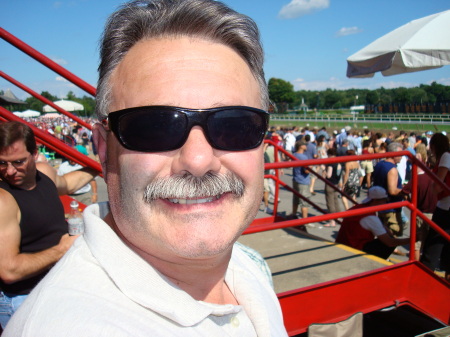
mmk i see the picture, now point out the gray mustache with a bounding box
[143,172,245,202]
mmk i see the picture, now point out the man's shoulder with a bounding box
[0,187,18,211]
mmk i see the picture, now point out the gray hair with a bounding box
[96,0,268,119]
[387,142,403,152]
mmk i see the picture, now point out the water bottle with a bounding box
[68,200,84,235]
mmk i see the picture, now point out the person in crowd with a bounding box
[360,139,374,189]
[81,131,90,149]
[304,134,318,195]
[3,1,288,335]
[316,134,328,178]
[408,132,416,149]
[291,140,311,220]
[283,127,296,154]
[352,131,362,155]
[58,157,98,206]
[372,142,406,237]
[341,149,363,210]
[263,136,275,215]
[324,148,344,227]
[401,137,415,183]
[336,138,350,157]
[0,121,97,329]
[362,129,371,142]
[316,126,330,142]
[421,133,450,281]
[402,144,436,260]
[335,126,351,148]
[336,186,412,259]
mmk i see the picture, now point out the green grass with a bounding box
[269,116,450,134]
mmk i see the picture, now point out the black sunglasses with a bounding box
[102,105,269,152]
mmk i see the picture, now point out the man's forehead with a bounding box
[0,140,29,158]
[109,37,260,111]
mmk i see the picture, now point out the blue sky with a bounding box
[2,0,449,101]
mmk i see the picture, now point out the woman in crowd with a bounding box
[316,135,329,178]
[341,149,363,210]
[324,148,344,227]
[421,133,450,281]
[360,139,374,189]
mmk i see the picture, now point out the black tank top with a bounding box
[0,171,67,294]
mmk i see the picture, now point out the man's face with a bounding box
[0,140,36,189]
[97,37,263,262]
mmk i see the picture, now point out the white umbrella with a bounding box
[347,9,450,78]
[42,99,84,112]
[13,111,24,117]
[21,109,41,117]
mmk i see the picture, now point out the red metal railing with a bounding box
[0,28,96,97]
[0,71,92,130]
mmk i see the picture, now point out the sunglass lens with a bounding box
[118,110,187,152]
[207,110,266,150]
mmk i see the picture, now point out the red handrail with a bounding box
[0,71,92,130]
[0,28,96,97]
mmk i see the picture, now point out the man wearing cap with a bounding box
[336,186,411,259]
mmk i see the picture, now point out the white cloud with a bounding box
[51,57,68,65]
[55,76,68,82]
[336,26,363,37]
[278,0,330,19]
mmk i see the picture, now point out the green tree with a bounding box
[365,91,379,105]
[268,78,295,112]
[322,89,341,109]
[410,87,428,103]
[392,87,411,104]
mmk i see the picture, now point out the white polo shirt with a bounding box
[5,204,288,337]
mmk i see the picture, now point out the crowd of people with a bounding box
[20,116,96,155]
[264,125,450,280]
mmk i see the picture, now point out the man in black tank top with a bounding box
[0,121,98,328]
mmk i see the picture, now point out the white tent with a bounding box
[42,99,84,112]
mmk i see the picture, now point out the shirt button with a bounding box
[231,316,240,328]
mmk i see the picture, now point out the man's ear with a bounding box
[32,149,40,161]
[92,123,108,179]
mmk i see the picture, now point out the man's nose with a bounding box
[5,163,18,175]
[173,126,221,177]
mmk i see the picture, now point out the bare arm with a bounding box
[387,167,402,196]
[37,162,98,196]
[326,165,333,179]
[0,189,77,284]
[90,179,98,203]
[342,162,350,186]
